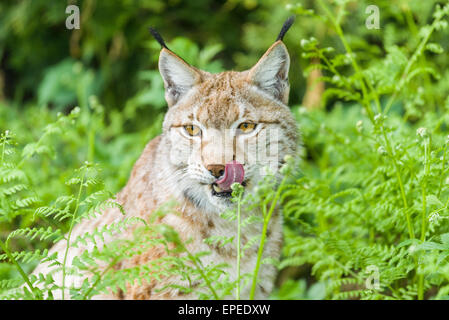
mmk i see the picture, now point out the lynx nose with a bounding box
[206,164,225,179]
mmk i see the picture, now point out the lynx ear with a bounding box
[159,48,202,107]
[247,41,290,104]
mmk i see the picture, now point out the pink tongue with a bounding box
[215,160,245,191]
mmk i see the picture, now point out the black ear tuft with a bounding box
[276,16,295,41]
[149,27,169,49]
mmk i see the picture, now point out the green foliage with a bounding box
[277,1,449,300]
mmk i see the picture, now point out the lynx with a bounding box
[32,17,298,300]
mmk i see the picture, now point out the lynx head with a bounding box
[151,17,298,213]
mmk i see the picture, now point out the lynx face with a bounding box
[158,41,297,213]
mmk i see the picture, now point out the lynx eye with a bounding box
[184,125,201,136]
[237,122,257,134]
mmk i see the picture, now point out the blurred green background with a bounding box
[1,0,448,122]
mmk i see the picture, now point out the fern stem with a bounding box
[417,276,424,300]
[317,0,381,117]
[61,168,86,300]
[317,0,414,239]
[437,142,448,198]
[183,246,219,300]
[383,134,414,239]
[383,10,443,115]
[1,137,5,164]
[0,239,39,299]
[417,135,432,300]
[421,136,431,241]
[236,189,243,300]
[87,112,95,164]
[81,256,120,300]
[249,175,287,300]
